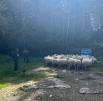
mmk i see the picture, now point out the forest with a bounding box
[0,0,103,56]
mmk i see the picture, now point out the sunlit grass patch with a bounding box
[25,67,48,74]
[26,66,57,78]
[0,83,11,89]
[34,67,50,71]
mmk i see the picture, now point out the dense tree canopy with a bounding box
[0,0,103,56]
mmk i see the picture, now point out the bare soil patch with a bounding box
[0,67,103,101]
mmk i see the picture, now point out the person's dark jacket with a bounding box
[11,51,19,61]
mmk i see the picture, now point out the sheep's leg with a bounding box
[59,64,61,69]
[57,63,59,69]
[77,65,80,71]
[51,63,53,68]
[65,64,67,70]
[82,64,84,71]
[66,64,68,70]
[85,66,86,71]
[76,65,78,71]
[67,64,70,70]
[58,64,61,69]
[75,65,76,71]
[77,66,78,71]
[58,64,60,69]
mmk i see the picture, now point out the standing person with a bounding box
[11,48,19,71]
[23,49,29,63]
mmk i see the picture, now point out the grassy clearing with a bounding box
[0,55,103,89]
[0,55,47,88]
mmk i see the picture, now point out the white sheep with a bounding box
[58,58,68,69]
[44,56,53,67]
[75,59,82,70]
[51,58,59,67]
[91,56,97,66]
[44,54,97,70]
[82,58,93,70]
[68,58,76,70]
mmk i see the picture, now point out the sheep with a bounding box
[74,59,82,70]
[51,58,59,67]
[58,58,68,69]
[44,54,97,70]
[82,58,93,70]
[91,56,97,66]
[44,56,53,67]
[67,58,76,70]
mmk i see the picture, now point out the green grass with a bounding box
[0,55,46,88]
[0,83,11,89]
[93,56,103,71]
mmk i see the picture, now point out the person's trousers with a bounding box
[24,55,29,63]
[14,60,18,71]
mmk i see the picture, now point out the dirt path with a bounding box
[0,67,103,101]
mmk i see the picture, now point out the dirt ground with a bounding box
[0,67,103,101]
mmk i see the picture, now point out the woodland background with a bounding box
[0,0,103,56]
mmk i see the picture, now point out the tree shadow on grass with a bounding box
[0,57,47,88]
[0,67,47,86]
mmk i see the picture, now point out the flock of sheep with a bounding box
[44,54,97,70]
